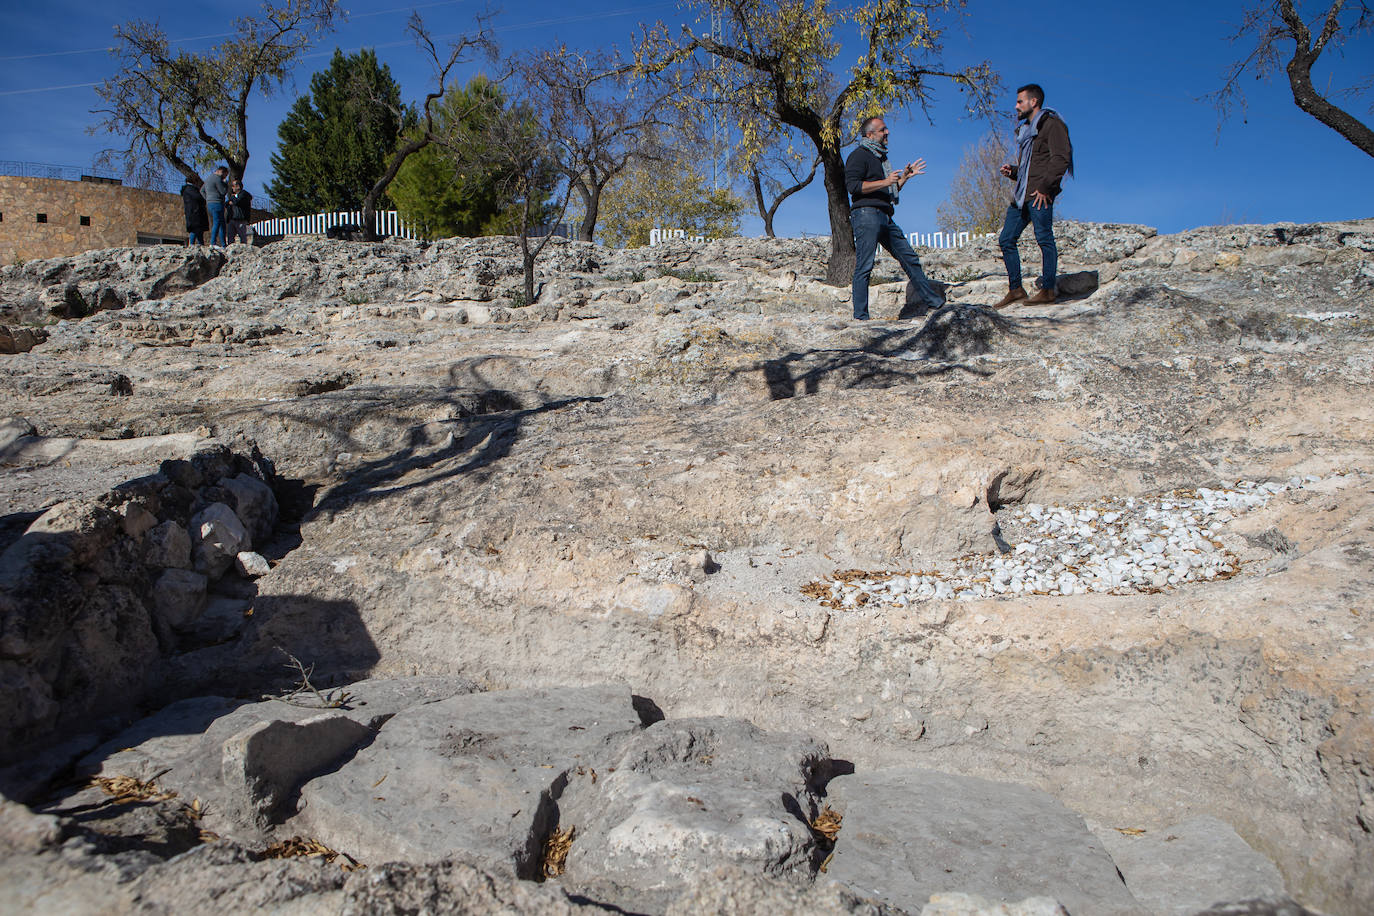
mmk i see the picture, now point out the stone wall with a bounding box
[0,175,186,264]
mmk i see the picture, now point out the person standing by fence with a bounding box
[225,179,253,244]
[203,166,230,247]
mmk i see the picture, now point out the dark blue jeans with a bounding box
[999,200,1057,291]
[208,201,226,247]
[851,206,943,320]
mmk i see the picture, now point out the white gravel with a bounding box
[813,475,1348,609]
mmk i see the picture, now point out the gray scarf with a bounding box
[860,137,898,205]
[1013,108,1057,207]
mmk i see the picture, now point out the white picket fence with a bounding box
[649,226,996,249]
[250,209,423,240]
[908,230,996,249]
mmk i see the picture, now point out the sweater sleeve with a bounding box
[844,149,874,198]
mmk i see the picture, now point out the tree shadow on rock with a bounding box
[308,390,604,519]
[746,304,1032,400]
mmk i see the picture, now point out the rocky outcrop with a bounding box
[0,219,1371,913]
[1,676,1311,915]
[0,246,226,325]
[0,444,279,774]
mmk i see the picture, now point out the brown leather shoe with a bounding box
[1026,287,1057,304]
[992,286,1028,309]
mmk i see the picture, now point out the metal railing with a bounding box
[0,160,172,192]
[250,209,424,241]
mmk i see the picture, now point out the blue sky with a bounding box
[2,0,1371,238]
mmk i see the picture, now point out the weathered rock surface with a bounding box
[558,717,828,907]
[294,684,642,875]
[1,219,1372,914]
[1096,816,1292,916]
[825,768,1143,915]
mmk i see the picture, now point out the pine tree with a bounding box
[266,49,407,215]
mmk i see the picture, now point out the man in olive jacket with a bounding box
[994,83,1073,307]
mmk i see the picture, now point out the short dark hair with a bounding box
[1017,84,1045,106]
[859,116,885,138]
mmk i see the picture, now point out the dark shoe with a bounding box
[1026,287,1057,305]
[993,286,1028,309]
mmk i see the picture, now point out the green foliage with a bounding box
[597,148,744,248]
[266,49,408,215]
[388,78,553,239]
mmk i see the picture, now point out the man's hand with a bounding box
[1030,189,1051,209]
[888,170,904,186]
[894,159,926,188]
[1000,163,1014,178]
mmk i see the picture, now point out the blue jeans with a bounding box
[999,200,1057,291]
[208,201,226,247]
[851,206,943,320]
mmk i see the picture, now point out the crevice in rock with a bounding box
[519,770,570,882]
[630,695,665,727]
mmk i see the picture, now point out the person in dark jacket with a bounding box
[994,83,1074,307]
[843,116,945,321]
[181,177,209,245]
[225,178,253,244]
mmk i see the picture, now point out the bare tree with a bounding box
[1216,0,1374,157]
[456,85,568,300]
[358,14,495,241]
[746,138,820,237]
[936,131,1010,234]
[520,47,671,242]
[93,0,340,184]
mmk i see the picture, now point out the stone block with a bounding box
[151,567,208,632]
[191,502,249,578]
[1096,815,1289,916]
[825,768,1144,915]
[561,718,827,895]
[144,520,192,569]
[293,685,642,876]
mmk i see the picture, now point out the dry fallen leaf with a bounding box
[811,806,843,843]
[543,825,575,877]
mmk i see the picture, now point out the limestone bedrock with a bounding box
[0,218,1370,914]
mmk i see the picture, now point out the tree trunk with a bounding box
[362,135,430,241]
[750,168,775,238]
[575,179,599,242]
[1286,55,1374,158]
[821,152,854,286]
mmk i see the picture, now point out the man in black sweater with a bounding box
[844,116,944,321]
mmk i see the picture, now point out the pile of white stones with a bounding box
[815,477,1332,609]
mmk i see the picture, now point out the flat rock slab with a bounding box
[825,768,1144,916]
[561,717,828,898]
[1095,815,1289,915]
[293,684,643,875]
[72,676,477,840]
